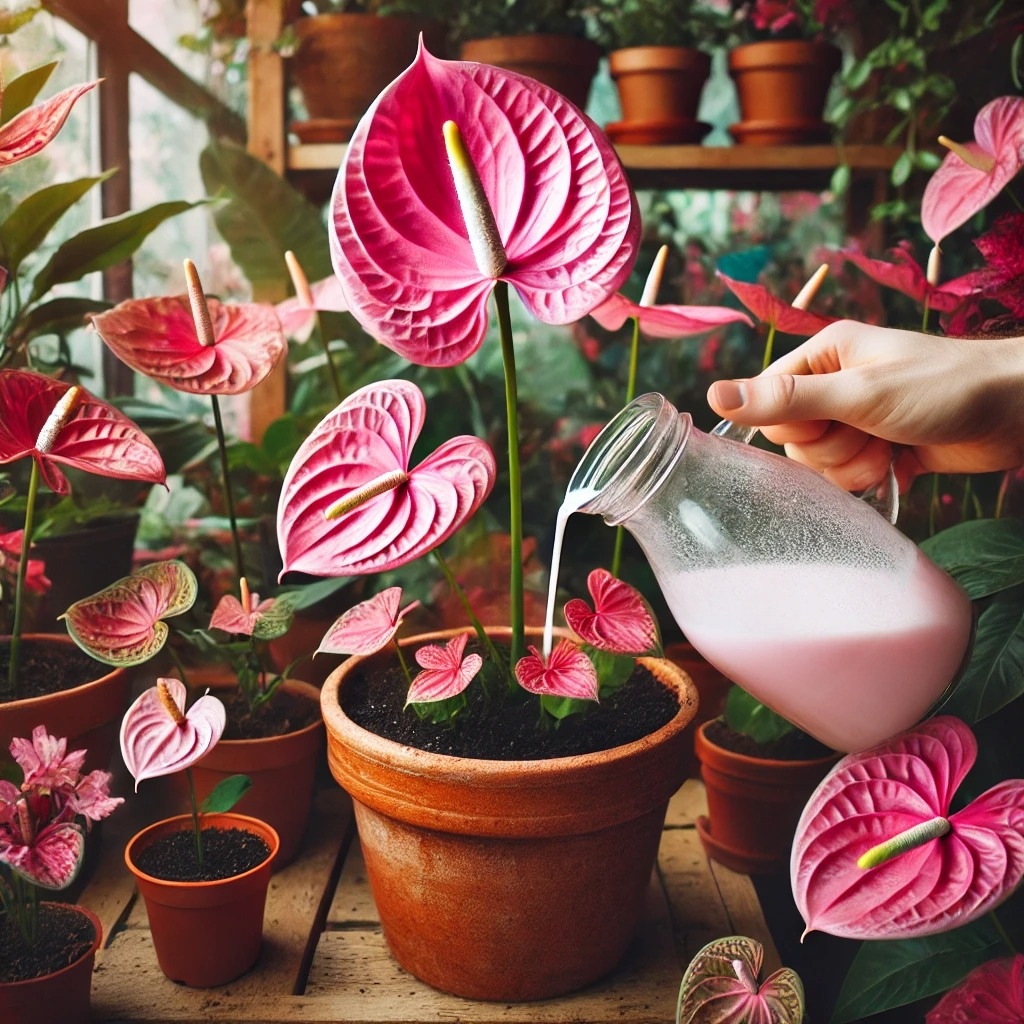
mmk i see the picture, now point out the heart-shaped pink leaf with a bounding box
[405,632,483,705]
[0,79,98,167]
[317,587,420,656]
[514,640,599,700]
[120,678,226,789]
[0,819,85,890]
[63,560,198,666]
[922,96,1024,243]
[330,40,639,367]
[838,244,978,313]
[278,379,495,576]
[0,369,166,495]
[564,568,660,655]
[791,716,1024,940]
[717,272,836,336]
[591,292,752,338]
[926,955,1024,1023]
[676,936,805,1024]
[90,294,286,395]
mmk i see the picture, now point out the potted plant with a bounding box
[0,727,123,1024]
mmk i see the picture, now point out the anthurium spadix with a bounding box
[277,379,496,577]
[791,716,1024,940]
[330,40,640,367]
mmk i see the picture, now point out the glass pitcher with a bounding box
[567,393,972,753]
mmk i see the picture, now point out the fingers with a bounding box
[789,434,896,493]
[707,369,854,427]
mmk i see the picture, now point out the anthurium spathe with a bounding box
[717,270,836,338]
[405,632,483,706]
[210,577,280,638]
[564,569,660,656]
[316,587,420,656]
[330,41,640,367]
[791,716,1024,940]
[514,640,599,700]
[0,75,98,168]
[278,379,496,577]
[926,955,1024,1024]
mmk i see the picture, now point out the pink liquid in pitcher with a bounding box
[667,551,972,752]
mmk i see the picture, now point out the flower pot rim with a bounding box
[462,32,600,48]
[0,903,101,990]
[0,633,125,710]
[696,717,839,769]
[728,38,841,70]
[295,11,444,34]
[609,45,712,75]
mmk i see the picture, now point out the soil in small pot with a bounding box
[704,717,834,761]
[133,826,271,882]
[0,903,95,983]
[218,687,321,741]
[0,641,107,701]
[342,643,680,760]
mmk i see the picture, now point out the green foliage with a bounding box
[921,519,1024,599]
[299,0,446,14]
[724,685,795,744]
[592,0,727,50]
[449,0,592,44]
[200,774,253,814]
[0,58,52,121]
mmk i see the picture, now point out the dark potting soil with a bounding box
[341,645,681,760]
[0,639,109,700]
[0,903,96,984]
[219,687,321,741]
[134,826,271,882]
[705,717,834,761]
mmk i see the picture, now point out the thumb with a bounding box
[707,373,848,427]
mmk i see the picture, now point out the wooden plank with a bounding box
[325,837,378,927]
[664,777,706,828]
[708,858,782,975]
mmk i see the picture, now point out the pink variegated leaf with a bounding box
[791,716,1024,940]
[317,587,420,656]
[8,724,85,792]
[0,780,18,827]
[717,272,836,336]
[276,275,349,341]
[590,292,752,338]
[0,819,85,890]
[676,936,805,1024]
[514,640,599,700]
[278,379,495,577]
[0,79,98,168]
[838,244,978,313]
[0,369,165,495]
[63,560,198,667]
[120,678,226,789]
[90,294,285,395]
[331,41,639,367]
[926,955,1024,1023]
[68,769,122,825]
[564,569,660,655]
[405,632,482,705]
[922,96,1024,243]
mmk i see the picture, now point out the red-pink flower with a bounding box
[926,955,1024,1024]
[922,96,1024,243]
[751,0,800,33]
[791,717,1024,940]
[276,274,349,342]
[330,41,639,367]
[8,727,85,792]
[514,640,599,700]
[406,632,483,705]
[317,587,420,656]
[590,293,752,339]
[209,578,277,637]
[0,77,98,168]
[717,272,837,335]
[0,529,50,594]
[564,569,659,656]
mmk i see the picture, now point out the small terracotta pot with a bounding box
[125,812,278,988]
[694,719,838,874]
[664,641,732,777]
[268,610,342,686]
[460,34,601,112]
[0,904,101,1024]
[322,627,698,1001]
[609,45,711,129]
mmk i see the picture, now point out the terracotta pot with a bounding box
[0,904,101,1024]
[460,34,601,112]
[0,635,130,774]
[727,40,841,144]
[268,609,341,686]
[694,719,837,874]
[321,627,698,1001]
[664,641,732,777]
[291,14,446,141]
[124,812,278,987]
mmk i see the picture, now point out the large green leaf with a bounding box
[830,920,1003,1024]
[0,59,54,124]
[724,684,795,743]
[28,199,202,302]
[200,140,332,293]
[0,172,114,272]
[921,519,1024,598]
[12,296,111,343]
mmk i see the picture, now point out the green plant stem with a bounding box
[210,394,245,582]
[929,473,940,536]
[610,316,643,580]
[10,871,39,947]
[990,909,1018,954]
[961,476,974,521]
[186,767,204,866]
[762,323,777,370]
[995,470,1011,519]
[391,638,413,688]
[1006,183,1023,212]
[6,459,41,700]
[166,644,192,689]
[493,281,524,666]
[316,312,344,402]
[921,300,931,333]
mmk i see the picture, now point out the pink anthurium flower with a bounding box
[278,379,496,577]
[316,587,421,656]
[276,251,349,342]
[405,632,483,705]
[330,40,639,367]
[0,77,98,168]
[922,96,1024,243]
[0,803,84,890]
[8,728,85,791]
[717,270,837,337]
[791,716,1024,940]
[62,560,198,667]
[564,568,660,656]
[209,577,277,637]
[676,935,805,1024]
[0,530,49,594]
[514,639,600,700]
[120,678,226,790]
[926,955,1024,1024]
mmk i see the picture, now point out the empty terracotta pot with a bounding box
[609,45,712,129]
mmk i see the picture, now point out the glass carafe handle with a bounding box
[711,418,899,525]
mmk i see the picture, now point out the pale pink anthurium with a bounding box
[330,40,640,367]
[514,640,599,701]
[277,379,496,577]
[564,568,660,656]
[275,250,349,342]
[717,271,837,336]
[0,75,98,168]
[922,96,1024,243]
[405,632,483,705]
[209,577,294,640]
[926,954,1024,1024]
[791,716,1024,940]
[675,935,804,1024]
[316,587,421,656]
[62,560,198,667]
[120,678,226,790]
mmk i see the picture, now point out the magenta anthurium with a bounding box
[564,569,660,656]
[791,716,1024,940]
[592,293,753,340]
[278,379,496,577]
[717,270,836,338]
[0,76,98,168]
[926,955,1024,1023]
[405,632,483,706]
[317,587,421,656]
[675,935,804,1024]
[62,559,198,667]
[514,640,599,700]
[210,577,279,638]
[276,251,349,342]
